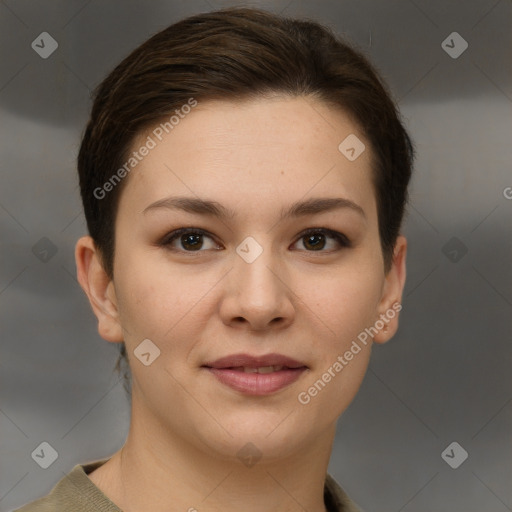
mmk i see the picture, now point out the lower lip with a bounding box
[204,367,307,395]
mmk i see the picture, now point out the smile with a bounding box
[203,366,307,395]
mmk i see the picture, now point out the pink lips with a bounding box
[202,352,308,396]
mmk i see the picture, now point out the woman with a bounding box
[16,7,413,511]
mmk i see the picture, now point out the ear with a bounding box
[373,235,407,344]
[75,236,124,343]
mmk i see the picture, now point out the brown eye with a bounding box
[161,228,220,252]
[179,233,204,251]
[160,227,351,254]
[294,228,351,252]
[303,232,327,250]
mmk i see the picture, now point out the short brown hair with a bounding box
[77,7,414,391]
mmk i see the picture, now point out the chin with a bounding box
[196,414,312,463]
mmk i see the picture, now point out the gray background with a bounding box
[1,1,511,511]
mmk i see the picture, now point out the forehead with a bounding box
[118,95,376,221]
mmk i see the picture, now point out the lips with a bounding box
[202,353,308,395]
[202,353,307,370]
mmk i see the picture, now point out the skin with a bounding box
[76,95,407,512]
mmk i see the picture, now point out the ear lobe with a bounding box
[75,236,124,343]
[373,235,407,344]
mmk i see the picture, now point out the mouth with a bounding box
[201,353,308,395]
[216,365,301,373]
[202,352,307,370]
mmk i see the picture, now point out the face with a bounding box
[80,95,406,463]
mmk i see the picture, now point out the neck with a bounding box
[93,400,337,512]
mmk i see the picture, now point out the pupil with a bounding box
[305,234,324,250]
[182,234,202,250]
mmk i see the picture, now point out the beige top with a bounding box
[14,458,363,512]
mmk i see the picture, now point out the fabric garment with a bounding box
[14,458,363,512]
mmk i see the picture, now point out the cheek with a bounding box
[113,252,171,342]
[298,265,383,354]
[294,271,380,420]
[113,251,214,346]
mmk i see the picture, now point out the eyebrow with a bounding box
[143,196,366,220]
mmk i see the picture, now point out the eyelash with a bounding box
[159,227,351,253]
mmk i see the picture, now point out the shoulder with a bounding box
[12,459,120,512]
[325,472,365,512]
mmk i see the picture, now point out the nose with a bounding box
[218,241,295,332]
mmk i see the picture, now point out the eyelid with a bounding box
[159,226,351,252]
[159,227,220,249]
[296,227,352,248]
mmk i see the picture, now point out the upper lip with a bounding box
[202,353,307,369]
